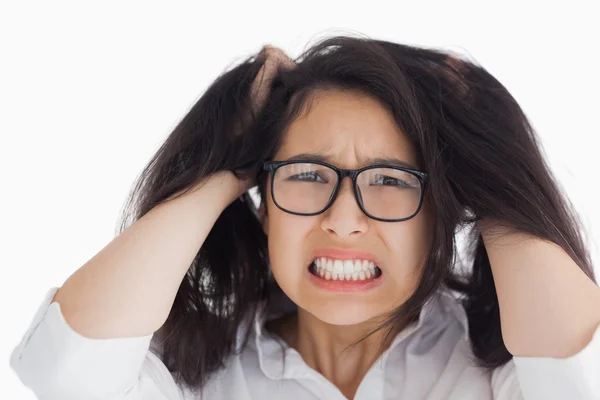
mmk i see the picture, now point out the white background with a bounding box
[1,1,598,398]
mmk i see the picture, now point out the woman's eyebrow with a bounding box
[285,153,419,170]
[367,157,419,170]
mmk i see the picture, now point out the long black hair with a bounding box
[116,34,595,390]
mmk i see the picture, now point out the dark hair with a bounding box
[116,34,595,390]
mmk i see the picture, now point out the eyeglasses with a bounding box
[262,160,428,222]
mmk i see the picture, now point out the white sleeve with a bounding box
[10,287,183,400]
[491,322,600,400]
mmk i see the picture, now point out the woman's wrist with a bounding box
[188,170,247,209]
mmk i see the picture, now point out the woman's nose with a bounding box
[319,177,370,238]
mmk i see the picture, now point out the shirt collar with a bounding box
[240,283,470,381]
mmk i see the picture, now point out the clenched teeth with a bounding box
[311,257,380,281]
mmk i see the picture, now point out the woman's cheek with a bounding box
[379,219,430,287]
[266,212,315,274]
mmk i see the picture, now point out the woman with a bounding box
[10,36,600,399]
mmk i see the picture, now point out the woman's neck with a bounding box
[267,308,407,399]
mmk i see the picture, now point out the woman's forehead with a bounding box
[275,89,418,167]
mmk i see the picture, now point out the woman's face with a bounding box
[262,89,432,326]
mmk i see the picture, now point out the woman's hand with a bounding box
[250,44,297,115]
[234,44,297,197]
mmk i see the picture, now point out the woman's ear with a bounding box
[258,202,269,236]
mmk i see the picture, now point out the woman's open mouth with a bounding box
[306,257,383,292]
[308,257,382,281]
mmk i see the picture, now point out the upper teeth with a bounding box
[313,257,378,281]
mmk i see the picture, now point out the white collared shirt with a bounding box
[10,286,600,399]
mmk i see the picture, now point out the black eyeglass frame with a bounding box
[262,160,429,222]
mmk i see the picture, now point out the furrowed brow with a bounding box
[284,153,419,170]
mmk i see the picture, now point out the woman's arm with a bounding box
[52,171,245,339]
[479,218,600,358]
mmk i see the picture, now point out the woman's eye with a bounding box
[373,175,410,187]
[290,172,326,182]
